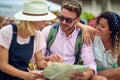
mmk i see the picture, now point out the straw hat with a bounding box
[14,0,56,21]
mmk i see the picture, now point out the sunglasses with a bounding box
[58,15,77,23]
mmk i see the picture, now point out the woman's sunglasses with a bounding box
[58,15,77,23]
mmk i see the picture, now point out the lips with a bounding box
[61,24,68,30]
[96,30,101,35]
[96,30,100,33]
[62,24,68,27]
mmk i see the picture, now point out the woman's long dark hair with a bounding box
[96,11,120,57]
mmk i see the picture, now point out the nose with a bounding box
[96,24,100,30]
[62,19,67,24]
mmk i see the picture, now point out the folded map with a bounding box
[42,62,89,80]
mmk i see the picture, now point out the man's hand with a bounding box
[70,72,88,80]
[45,54,64,63]
[70,69,94,80]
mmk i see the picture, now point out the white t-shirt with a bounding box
[0,24,46,62]
[93,35,117,69]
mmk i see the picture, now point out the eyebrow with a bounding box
[60,14,76,20]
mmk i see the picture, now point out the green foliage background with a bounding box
[80,12,95,22]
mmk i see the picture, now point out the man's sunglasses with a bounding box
[58,15,77,23]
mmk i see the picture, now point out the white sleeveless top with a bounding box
[93,35,117,70]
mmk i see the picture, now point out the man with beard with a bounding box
[42,0,99,80]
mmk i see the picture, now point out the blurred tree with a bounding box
[80,12,95,23]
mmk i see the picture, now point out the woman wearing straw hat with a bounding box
[0,0,56,80]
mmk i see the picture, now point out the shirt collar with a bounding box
[58,25,80,38]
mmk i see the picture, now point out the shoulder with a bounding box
[42,23,59,33]
[0,24,13,36]
[41,25,52,40]
[34,30,46,45]
[0,24,13,49]
[42,25,51,32]
[34,30,46,52]
[35,30,43,38]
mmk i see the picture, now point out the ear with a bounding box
[76,17,80,21]
[74,17,80,24]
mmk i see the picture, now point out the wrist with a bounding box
[22,72,30,80]
[85,69,95,79]
[36,59,47,69]
[36,58,46,62]
[89,69,95,79]
[44,56,51,61]
[76,22,86,30]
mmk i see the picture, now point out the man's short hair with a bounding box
[61,0,82,18]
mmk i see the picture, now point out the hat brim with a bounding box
[14,11,56,21]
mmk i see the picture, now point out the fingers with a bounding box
[35,78,45,80]
[37,60,47,69]
[83,37,91,46]
[44,54,64,62]
[82,34,91,46]
[29,72,45,80]
[70,72,87,80]
[55,54,64,62]
[47,61,53,67]
[44,56,50,61]
[31,72,44,77]
[49,54,64,62]
[70,74,84,80]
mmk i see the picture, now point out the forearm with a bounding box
[76,22,87,30]
[0,63,28,79]
[117,55,120,66]
[0,47,29,79]
[36,58,47,69]
[76,22,96,36]
[35,50,47,69]
[98,67,120,79]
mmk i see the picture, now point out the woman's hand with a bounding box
[36,59,48,69]
[24,72,45,80]
[76,21,91,45]
[35,50,48,69]
[81,27,91,46]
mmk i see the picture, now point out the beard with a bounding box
[60,22,75,34]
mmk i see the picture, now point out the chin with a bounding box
[96,33,101,36]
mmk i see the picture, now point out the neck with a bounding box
[65,27,75,37]
[18,28,30,38]
[101,35,112,50]
[101,35,111,42]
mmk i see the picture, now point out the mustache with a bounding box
[61,23,68,27]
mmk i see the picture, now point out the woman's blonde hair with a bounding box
[16,20,35,36]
